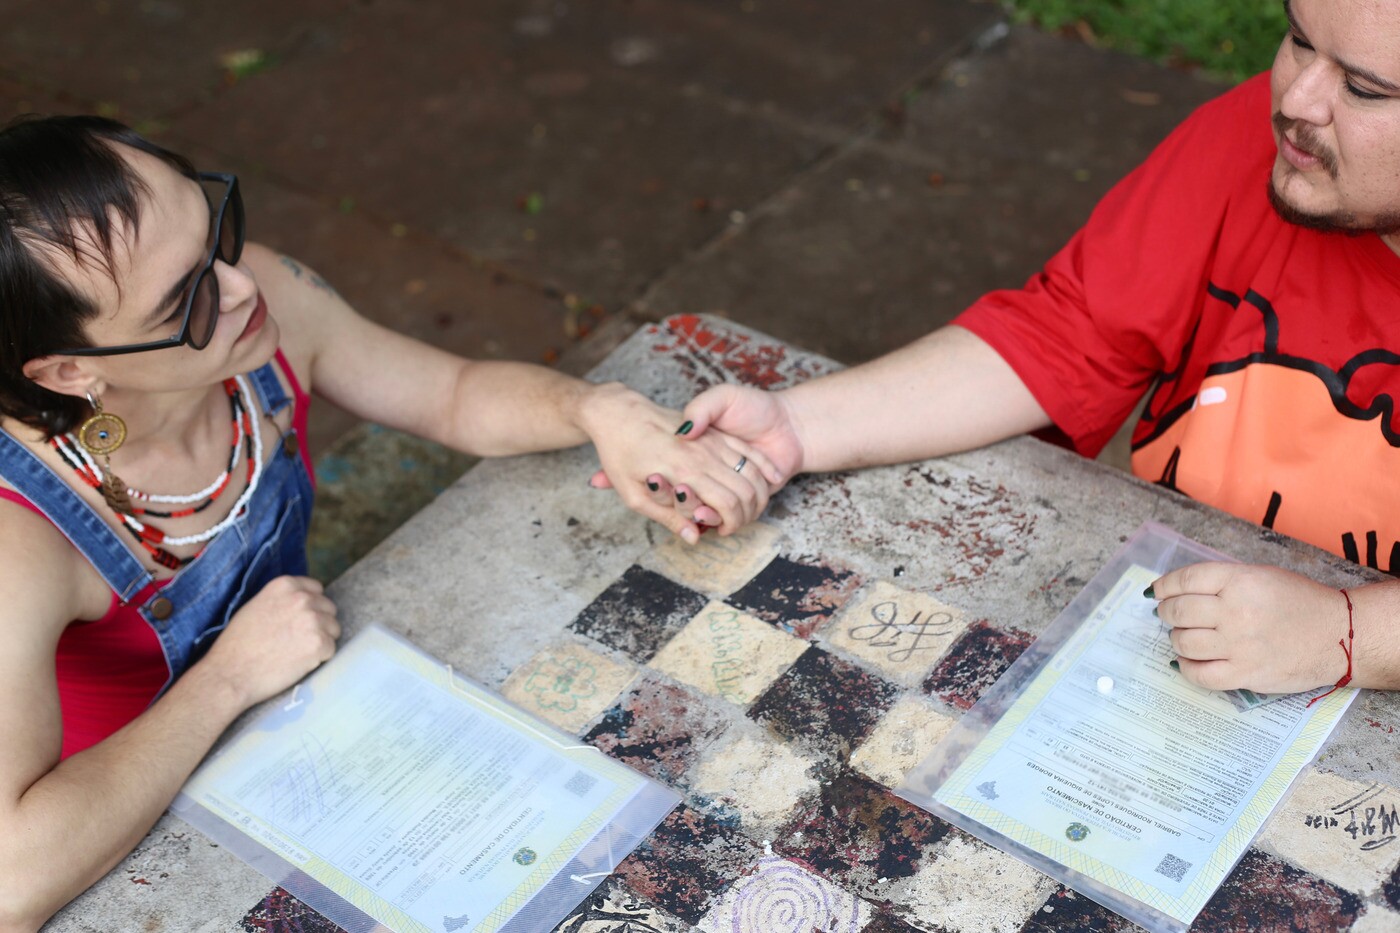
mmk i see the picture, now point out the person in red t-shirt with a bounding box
[668,0,1400,697]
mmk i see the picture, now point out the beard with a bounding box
[1268,180,1400,237]
[1268,112,1400,236]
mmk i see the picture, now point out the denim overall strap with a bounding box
[0,428,152,601]
[136,361,314,692]
[247,359,291,418]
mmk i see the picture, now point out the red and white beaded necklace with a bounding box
[51,374,265,570]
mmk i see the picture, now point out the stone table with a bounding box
[54,316,1400,933]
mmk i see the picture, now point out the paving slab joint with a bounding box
[632,9,1010,321]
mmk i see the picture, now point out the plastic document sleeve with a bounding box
[173,624,679,933]
[896,522,1357,933]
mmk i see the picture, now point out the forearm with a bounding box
[300,299,613,459]
[434,361,676,461]
[0,662,247,929]
[434,361,604,458]
[782,326,1052,474]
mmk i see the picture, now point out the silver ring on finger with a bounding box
[733,455,748,473]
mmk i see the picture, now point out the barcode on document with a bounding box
[1154,853,1191,882]
[564,770,598,797]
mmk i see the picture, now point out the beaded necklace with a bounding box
[58,378,246,518]
[51,374,265,570]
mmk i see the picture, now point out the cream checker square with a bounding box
[851,693,956,789]
[650,600,807,705]
[500,641,637,733]
[644,520,783,595]
[825,580,970,686]
[1259,770,1400,896]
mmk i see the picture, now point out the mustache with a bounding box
[1272,112,1340,179]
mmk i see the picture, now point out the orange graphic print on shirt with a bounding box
[1131,284,1400,573]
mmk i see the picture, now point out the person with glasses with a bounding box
[0,115,779,927]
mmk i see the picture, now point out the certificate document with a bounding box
[175,626,677,933]
[905,525,1357,933]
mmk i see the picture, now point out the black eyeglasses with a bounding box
[55,172,245,356]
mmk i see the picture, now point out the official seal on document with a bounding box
[1065,822,1090,842]
[513,847,538,866]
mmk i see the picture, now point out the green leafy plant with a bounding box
[1006,0,1288,82]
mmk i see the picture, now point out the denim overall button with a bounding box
[282,434,299,458]
[149,596,174,620]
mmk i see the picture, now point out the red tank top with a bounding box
[0,350,313,758]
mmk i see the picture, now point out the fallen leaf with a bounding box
[1119,88,1162,106]
[220,48,273,80]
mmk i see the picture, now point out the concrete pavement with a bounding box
[0,0,1230,575]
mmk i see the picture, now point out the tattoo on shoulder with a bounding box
[279,255,342,299]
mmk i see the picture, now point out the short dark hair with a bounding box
[0,115,196,437]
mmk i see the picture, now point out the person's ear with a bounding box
[22,355,101,399]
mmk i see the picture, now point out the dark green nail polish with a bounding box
[1169,659,1180,671]
[647,481,660,492]
[675,420,694,436]
[1143,585,1155,599]
[676,491,688,503]
[1152,606,1159,618]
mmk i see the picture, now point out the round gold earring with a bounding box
[78,391,133,514]
[77,391,127,457]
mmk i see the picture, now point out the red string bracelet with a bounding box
[1307,588,1354,707]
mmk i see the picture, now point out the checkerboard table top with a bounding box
[64,316,1400,933]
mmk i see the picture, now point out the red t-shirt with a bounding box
[956,73,1400,570]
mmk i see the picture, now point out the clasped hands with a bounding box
[582,382,800,544]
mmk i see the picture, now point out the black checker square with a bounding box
[569,565,709,663]
[726,553,862,639]
[747,645,899,762]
